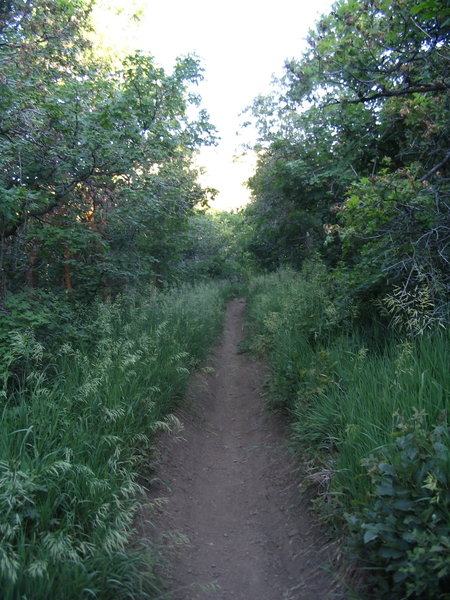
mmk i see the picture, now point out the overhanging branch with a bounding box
[329,83,448,106]
[420,150,450,181]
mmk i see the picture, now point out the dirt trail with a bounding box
[140,299,343,599]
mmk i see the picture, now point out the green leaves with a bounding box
[0,1,216,299]
[301,0,449,104]
[245,0,450,313]
[411,0,450,23]
[336,166,448,328]
[348,414,450,599]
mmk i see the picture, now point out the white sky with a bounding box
[93,0,335,210]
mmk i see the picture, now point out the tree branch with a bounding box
[420,150,450,181]
[329,83,449,106]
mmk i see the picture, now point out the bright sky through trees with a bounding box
[92,0,335,209]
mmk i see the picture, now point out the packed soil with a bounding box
[138,298,345,599]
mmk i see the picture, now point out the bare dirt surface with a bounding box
[138,298,345,599]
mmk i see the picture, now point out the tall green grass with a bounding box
[245,264,450,598]
[0,281,229,599]
[291,332,449,501]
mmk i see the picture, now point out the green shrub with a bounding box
[347,413,450,600]
[0,290,80,386]
[245,260,347,410]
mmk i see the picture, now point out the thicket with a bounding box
[245,264,449,598]
[2,0,449,598]
[180,210,256,283]
[0,280,229,599]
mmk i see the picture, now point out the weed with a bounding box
[0,280,229,598]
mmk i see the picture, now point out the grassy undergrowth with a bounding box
[245,265,450,599]
[0,281,229,599]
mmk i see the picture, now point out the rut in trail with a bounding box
[139,298,344,600]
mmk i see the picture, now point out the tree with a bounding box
[0,1,216,304]
[180,210,255,281]
[245,0,449,326]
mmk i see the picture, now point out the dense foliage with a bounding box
[181,210,256,282]
[0,0,215,306]
[1,0,449,598]
[0,280,229,599]
[245,264,449,599]
[244,0,449,328]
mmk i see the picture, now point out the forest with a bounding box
[0,0,448,598]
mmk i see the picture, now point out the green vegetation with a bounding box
[0,0,216,309]
[242,4,450,593]
[0,280,228,599]
[348,416,450,600]
[1,0,449,598]
[180,210,256,283]
[244,0,449,328]
[245,264,449,598]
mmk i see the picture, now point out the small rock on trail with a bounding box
[137,298,344,599]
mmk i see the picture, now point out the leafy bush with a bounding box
[0,290,101,390]
[245,260,347,409]
[347,413,450,600]
[337,168,449,329]
[247,263,385,418]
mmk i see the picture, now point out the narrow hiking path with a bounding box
[139,298,344,599]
